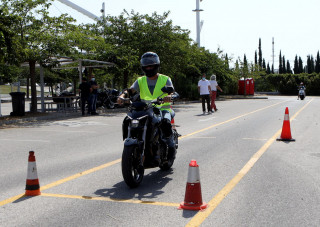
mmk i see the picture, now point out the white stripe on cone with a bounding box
[27,161,38,180]
[187,166,200,183]
[284,114,289,121]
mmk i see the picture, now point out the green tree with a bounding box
[2,0,79,112]
[92,10,233,97]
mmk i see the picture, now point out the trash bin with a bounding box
[10,92,26,116]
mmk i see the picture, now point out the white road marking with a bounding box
[242,137,268,141]
[199,117,216,122]
[0,139,50,143]
[48,121,108,127]
[28,130,96,133]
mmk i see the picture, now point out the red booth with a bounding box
[238,78,254,95]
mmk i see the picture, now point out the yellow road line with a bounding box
[180,100,286,139]
[40,159,121,191]
[0,194,25,207]
[0,159,121,207]
[0,100,287,207]
[186,99,313,227]
[41,193,180,207]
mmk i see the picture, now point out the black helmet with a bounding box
[141,52,160,77]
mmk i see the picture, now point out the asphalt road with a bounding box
[0,96,319,227]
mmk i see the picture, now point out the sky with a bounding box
[49,0,320,69]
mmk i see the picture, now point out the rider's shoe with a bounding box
[164,135,177,160]
[153,155,161,166]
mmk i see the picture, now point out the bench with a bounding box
[29,97,79,113]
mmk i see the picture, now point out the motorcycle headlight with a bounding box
[131,119,139,128]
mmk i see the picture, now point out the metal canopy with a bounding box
[20,57,115,113]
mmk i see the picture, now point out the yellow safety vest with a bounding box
[137,74,171,110]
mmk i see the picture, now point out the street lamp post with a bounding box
[193,0,204,47]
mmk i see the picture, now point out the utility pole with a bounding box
[193,0,204,47]
[272,37,275,70]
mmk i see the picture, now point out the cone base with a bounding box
[276,138,295,142]
[25,189,41,196]
[179,202,208,211]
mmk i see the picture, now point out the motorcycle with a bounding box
[120,87,179,188]
[96,88,120,109]
[298,87,305,100]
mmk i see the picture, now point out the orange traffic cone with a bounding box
[277,107,295,142]
[25,151,41,196]
[179,160,208,210]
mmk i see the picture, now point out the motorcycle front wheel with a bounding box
[121,145,144,188]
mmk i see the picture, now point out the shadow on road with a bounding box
[94,169,174,201]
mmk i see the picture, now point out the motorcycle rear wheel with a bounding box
[121,145,144,188]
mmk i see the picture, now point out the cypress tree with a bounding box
[271,64,274,74]
[316,51,320,73]
[282,56,286,73]
[286,60,292,74]
[258,38,262,68]
[294,55,299,74]
[254,51,258,66]
[225,53,229,69]
[307,55,311,73]
[298,57,303,73]
[311,55,315,73]
[266,63,271,74]
[279,51,282,74]
[262,59,266,69]
[243,54,248,73]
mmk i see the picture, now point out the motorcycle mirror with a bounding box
[161,86,174,94]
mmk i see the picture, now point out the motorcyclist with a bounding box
[117,52,176,163]
[298,82,306,100]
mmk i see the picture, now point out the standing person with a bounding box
[198,74,212,114]
[209,74,223,112]
[88,74,99,115]
[78,77,91,116]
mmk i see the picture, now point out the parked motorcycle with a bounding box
[298,87,305,100]
[96,88,120,109]
[120,87,179,188]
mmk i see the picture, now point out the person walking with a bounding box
[88,74,99,115]
[78,77,91,116]
[209,74,223,112]
[198,74,212,115]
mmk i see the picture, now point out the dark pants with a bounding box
[81,96,88,114]
[201,94,211,112]
[88,93,97,114]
